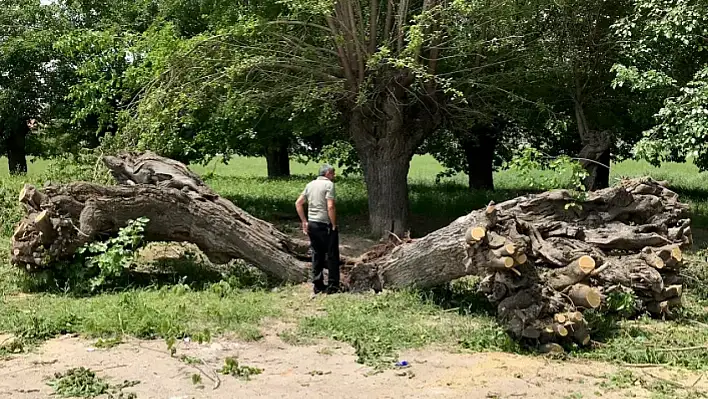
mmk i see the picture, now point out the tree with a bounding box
[612,0,708,170]
[134,0,481,237]
[520,0,637,190]
[0,0,68,173]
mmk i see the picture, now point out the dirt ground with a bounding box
[1,332,706,399]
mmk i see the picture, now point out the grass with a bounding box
[0,154,707,373]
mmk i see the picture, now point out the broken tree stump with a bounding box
[9,152,692,349]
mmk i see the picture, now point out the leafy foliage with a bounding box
[506,147,589,192]
[612,0,708,169]
[217,357,263,380]
[48,368,110,398]
[76,217,150,291]
[47,367,139,399]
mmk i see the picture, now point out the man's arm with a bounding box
[327,198,337,230]
[326,182,337,230]
[295,194,308,235]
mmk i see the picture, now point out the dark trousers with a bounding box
[307,221,340,293]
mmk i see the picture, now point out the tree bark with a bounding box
[360,147,412,239]
[462,125,498,191]
[6,122,28,175]
[575,100,611,191]
[10,152,692,348]
[264,142,291,178]
[347,74,439,238]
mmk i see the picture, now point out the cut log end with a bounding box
[577,256,596,274]
[18,186,27,203]
[514,253,528,265]
[466,226,487,244]
[503,256,515,268]
[503,243,517,256]
[35,210,48,223]
[553,324,569,337]
[671,247,683,262]
[568,284,602,309]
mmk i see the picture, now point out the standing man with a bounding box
[295,164,340,296]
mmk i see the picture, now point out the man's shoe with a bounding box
[325,285,341,295]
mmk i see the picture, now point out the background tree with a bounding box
[612,0,708,170]
[133,0,558,237]
[0,0,69,173]
[515,0,656,190]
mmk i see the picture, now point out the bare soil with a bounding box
[1,333,705,399]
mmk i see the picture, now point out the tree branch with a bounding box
[384,0,394,44]
[326,14,358,91]
[396,0,409,52]
[369,0,379,54]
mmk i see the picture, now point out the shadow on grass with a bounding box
[415,276,497,318]
[15,257,281,298]
[668,186,708,231]
[215,174,539,237]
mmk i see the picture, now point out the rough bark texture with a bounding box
[10,152,691,349]
[265,143,291,178]
[575,101,611,191]
[12,152,311,282]
[349,89,438,238]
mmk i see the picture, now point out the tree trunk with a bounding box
[575,100,611,191]
[462,126,497,191]
[264,143,290,178]
[11,152,311,282]
[11,152,691,349]
[347,82,439,238]
[6,123,28,175]
[360,148,412,239]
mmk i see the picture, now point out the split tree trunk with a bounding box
[7,123,28,175]
[12,152,312,282]
[264,143,290,178]
[575,99,611,191]
[11,152,691,348]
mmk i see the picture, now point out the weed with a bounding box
[180,354,202,365]
[47,367,138,398]
[598,369,708,399]
[191,373,202,385]
[94,336,122,349]
[217,357,263,380]
[77,217,150,292]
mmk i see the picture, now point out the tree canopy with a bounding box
[1,0,706,236]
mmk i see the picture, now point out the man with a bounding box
[295,164,340,296]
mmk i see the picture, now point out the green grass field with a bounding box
[0,155,707,374]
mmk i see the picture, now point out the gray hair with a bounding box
[318,164,335,176]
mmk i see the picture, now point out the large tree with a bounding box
[133,0,479,237]
[497,0,658,191]
[0,0,69,173]
[612,0,708,170]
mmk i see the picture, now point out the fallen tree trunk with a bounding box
[10,152,692,349]
[12,152,313,282]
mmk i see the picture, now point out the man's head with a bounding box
[318,164,335,180]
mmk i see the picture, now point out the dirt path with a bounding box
[0,334,706,399]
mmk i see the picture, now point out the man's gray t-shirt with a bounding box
[301,176,336,224]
